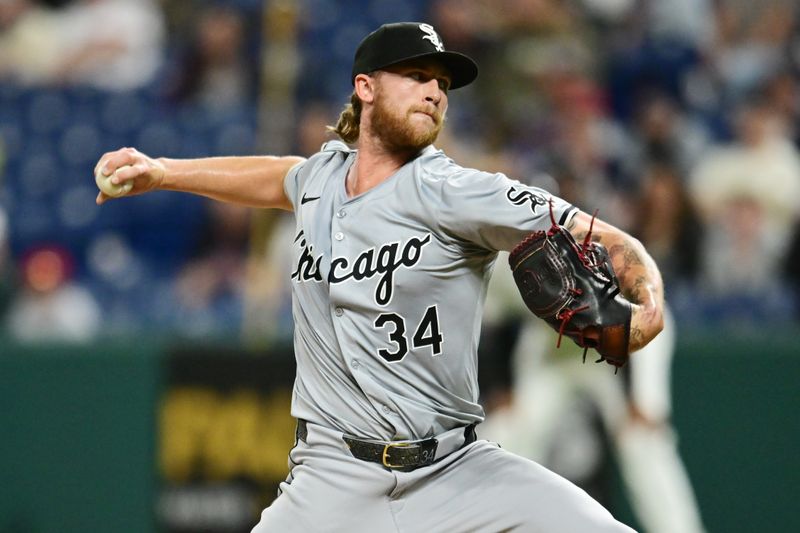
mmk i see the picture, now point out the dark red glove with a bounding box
[509,208,632,369]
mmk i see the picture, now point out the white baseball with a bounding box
[95,165,134,197]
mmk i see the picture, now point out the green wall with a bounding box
[670,333,800,533]
[0,340,162,533]
[1,332,798,532]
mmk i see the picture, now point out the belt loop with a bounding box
[463,424,476,446]
[296,419,308,443]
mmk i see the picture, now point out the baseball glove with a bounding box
[508,206,632,369]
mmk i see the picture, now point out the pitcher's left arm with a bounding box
[567,211,665,352]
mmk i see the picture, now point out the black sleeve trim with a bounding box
[558,206,578,226]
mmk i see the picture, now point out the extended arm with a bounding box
[567,211,665,352]
[94,147,305,210]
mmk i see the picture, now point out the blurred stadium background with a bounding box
[0,0,798,532]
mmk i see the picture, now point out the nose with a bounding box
[424,79,442,105]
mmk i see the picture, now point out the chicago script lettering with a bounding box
[292,232,432,305]
[291,231,323,281]
[329,234,431,305]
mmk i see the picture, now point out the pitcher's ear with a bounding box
[354,72,376,104]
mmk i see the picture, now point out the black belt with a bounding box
[296,419,477,471]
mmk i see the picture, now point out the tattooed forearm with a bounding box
[626,275,646,306]
[607,243,646,302]
[573,230,649,303]
[630,323,645,348]
[611,238,664,351]
[567,211,665,351]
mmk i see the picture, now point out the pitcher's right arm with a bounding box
[94,146,305,210]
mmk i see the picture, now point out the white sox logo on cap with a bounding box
[419,23,444,52]
[351,22,478,89]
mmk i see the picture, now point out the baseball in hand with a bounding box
[95,166,134,197]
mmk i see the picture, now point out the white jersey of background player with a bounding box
[95,22,664,533]
[481,261,706,533]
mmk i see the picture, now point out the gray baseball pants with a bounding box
[252,419,635,532]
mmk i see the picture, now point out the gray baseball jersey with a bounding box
[254,141,635,533]
[284,140,576,441]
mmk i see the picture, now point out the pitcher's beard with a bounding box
[371,96,443,153]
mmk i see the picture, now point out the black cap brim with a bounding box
[364,51,478,90]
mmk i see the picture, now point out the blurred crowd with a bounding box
[1,0,800,344]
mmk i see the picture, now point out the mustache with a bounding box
[410,106,443,125]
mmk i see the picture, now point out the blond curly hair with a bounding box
[327,92,363,144]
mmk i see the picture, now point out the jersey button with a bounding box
[382,405,391,414]
[336,209,346,218]
[334,232,344,241]
[351,359,360,369]
[334,307,344,317]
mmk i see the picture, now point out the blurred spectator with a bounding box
[5,245,101,342]
[534,72,633,229]
[0,0,165,89]
[761,70,800,146]
[471,0,599,151]
[713,0,796,102]
[602,0,706,123]
[644,0,715,51]
[622,92,709,180]
[427,0,485,56]
[633,161,703,288]
[164,4,257,109]
[172,202,252,337]
[689,95,800,320]
[54,0,165,90]
[0,0,63,85]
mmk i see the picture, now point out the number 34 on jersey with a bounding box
[374,305,443,363]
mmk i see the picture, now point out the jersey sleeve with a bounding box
[284,140,350,208]
[283,158,307,209]
[436,168,577,252]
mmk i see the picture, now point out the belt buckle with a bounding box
[381,442,412,469]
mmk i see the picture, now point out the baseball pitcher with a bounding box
[94,22,664,532]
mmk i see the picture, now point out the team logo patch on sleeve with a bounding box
[506,186,548,214]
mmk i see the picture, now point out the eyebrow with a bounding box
[392,63,452,85]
